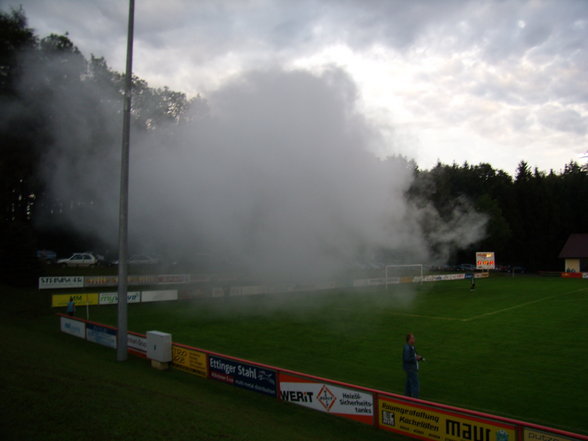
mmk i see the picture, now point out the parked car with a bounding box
[57,253,99,267]
[83,251,105,263]
[36,249,57,263]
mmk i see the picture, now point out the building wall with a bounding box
[565,258,581,272]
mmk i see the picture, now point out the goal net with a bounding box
[385,264,424,289]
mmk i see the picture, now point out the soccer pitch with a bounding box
[91,275,588,434]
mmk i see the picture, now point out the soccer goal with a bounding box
[385,264,424,289]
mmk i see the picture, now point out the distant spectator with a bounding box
[403,333,424,398]
[66,297,76,316]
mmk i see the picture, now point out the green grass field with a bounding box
[0,283,399,441]
[2,274,587,439]
[86,275,588,434]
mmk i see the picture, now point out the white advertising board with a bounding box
[422,273,466,282]
[280,374,373,424]
[353,278,386,287]
[241,286,266,296]
[128,333,147,355]
[141,290,178,303]
[39,276,84,290]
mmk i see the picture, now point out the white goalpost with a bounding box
[385,264,424,290]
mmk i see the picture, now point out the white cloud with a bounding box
[8,0,588,174]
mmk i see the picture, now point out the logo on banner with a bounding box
[382,410,396,426]
[317,385,336,411]
[497,430,510,441]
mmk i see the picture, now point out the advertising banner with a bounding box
[212,288,225,297]
[86,323,117,349]
[353,278,386,287]
[84,275,118,287]
[141,290,178,303]
[99,292,141,305]
[39,276,84,290]
[279,374,374,425]
[476,252,496,270]
[172,344,208,378]
[241,286,268,296]
[60,316,86,338]
[85,274,191,288]
[52,293,99,308]
[524,428,578,441]
[378,396,516,441]
[423,274,467,282]
[128,333,147,357]
[561,272,585,279]
[209,355,277,397]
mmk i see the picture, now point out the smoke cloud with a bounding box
[27,60,486,281]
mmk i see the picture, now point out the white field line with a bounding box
[461,287,588,322]
[384,287,588,322]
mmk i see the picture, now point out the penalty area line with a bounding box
[461,287,588,322]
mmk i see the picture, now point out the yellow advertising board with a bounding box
[378,397,516,441]
[171,344,208,378]
[52,293,99,308]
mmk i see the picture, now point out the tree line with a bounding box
[409,161,587,270]
[1,8,586,283]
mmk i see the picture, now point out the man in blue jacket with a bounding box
[403,333,424,398]
[66,297,76,316]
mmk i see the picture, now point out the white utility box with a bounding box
[146,330,172,362]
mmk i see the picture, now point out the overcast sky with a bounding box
[5,0,588,175]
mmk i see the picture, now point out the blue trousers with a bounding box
[405,370,420,398]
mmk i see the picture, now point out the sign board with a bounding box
[128,333,147,357]
[141,290,178,303]
[172,344,208,377]
[86,323,117,349]
[353,278,387,287]
[85,274,191,288]
[39,276,84,290]
[98,292,141,305]
[378,396,516,441]
[52,293,99,308]
[60,316,86,338]
[476,252,496,270]
[523,428,578,441]
[279,373,374,425]
[209,355,277,397]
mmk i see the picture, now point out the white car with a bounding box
[57,253,99,267]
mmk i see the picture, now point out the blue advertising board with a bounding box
[86,323,117,349]
[208,355,276,397]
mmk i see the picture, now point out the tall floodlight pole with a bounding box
[117,0,135,362]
